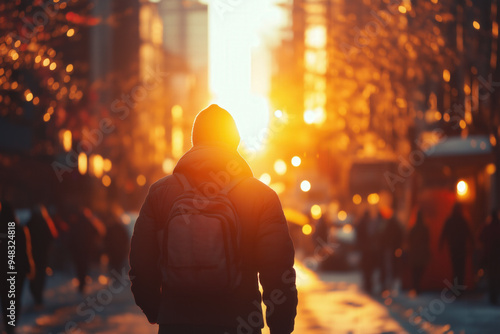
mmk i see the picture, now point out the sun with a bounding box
[211,94,270,151]
[207,0,284,151]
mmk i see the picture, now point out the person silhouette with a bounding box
[103,210,129,274]
[408,210,431,294]
[440,203,474,286]
[356,210,383,294]
[380,211,403,292]
[26,204,58,307]
[129,104,297,334]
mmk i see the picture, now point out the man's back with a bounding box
[129,105,297,334]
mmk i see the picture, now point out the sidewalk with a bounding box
[293,264,410,333]
[314,268,500,334]
[14,264,499,333]
[15,264,408,334]
[381,289,500,334]
[17,269,158,334]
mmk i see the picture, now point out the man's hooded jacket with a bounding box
[129,105,297,334]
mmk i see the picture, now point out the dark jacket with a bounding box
[439,207,473,259]
[129,146,297,334]
[408,213,431,267]
[26,209,55,266]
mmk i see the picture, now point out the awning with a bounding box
[424,135,493,157]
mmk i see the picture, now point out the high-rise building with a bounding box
[135,0,208,183]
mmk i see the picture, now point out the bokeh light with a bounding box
[291,156,302,167]
[78,153,87,175]
[300,180,311,192]
[274,159,287,175]
[302,224,313,235]
[367,193,380,205]
[137,174,147,186]
[338,210,347,221]
[352,194,362,205]
[310,204,322,219]
[102,175,111,187]
[259,173,271,185]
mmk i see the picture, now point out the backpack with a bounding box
[159,173,243,295]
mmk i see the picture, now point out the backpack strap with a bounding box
[174,173,193,191]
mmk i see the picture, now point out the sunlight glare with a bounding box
[208,1,281,151]
[214,95,270,150]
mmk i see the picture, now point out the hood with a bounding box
[173,146,253,187]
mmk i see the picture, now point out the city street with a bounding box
[16,262,499,334]
[2,1,500,333]
[17,264,406,334]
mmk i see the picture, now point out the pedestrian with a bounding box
[356,210,383,294]
[26,204,58,308]
[480,210,500,305]
[129,104,298,334]
[439,203,474,287]
[67,207,100,294]
[407,210,431,294]
[103,211,129,274]
[0,200,33,334]
[380,210,403,292]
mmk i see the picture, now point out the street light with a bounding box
[78,153,87,175]
[91,155,104,178]
[457,180,468,197]
[61,130,72,152]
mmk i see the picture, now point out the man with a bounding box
[356,210,383,294]
[439,203,474,286]
[379,210,403,292]
[129,104,297,334]
[27,204,58,308]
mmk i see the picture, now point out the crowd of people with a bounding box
[0,200,130,334]
[354,203,500,305]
